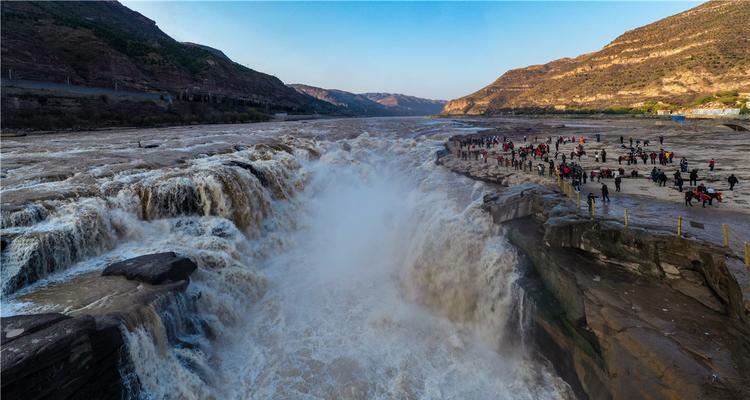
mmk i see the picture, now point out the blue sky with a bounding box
[122,1,700,100]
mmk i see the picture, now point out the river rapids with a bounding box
[1,118,572,399]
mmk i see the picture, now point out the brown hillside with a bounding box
[444,0,750,114]
[0,1,328,112]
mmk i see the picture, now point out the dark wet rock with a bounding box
[3,264,199,399]
[225,160,269,187]
[1,313,70,345]
[1,315,126,400]
[483,185,750,400]
[102,252,197,285]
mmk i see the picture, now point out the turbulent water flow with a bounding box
[1,118,571,399]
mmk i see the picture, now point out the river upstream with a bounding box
[1,117,572,399]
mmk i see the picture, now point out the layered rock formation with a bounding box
[1,253,201,400]
[437,128,750,398]
[438,129,750,397]
[444,172,750,399]
[444,1,750,114]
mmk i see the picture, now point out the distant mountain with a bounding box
[290,84,445,116]
[361,93,447,115]
[0,1,332,115]
[289,84,389,116]
[444,0,750,115]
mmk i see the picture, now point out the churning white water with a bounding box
[2,118,571,399]
[124,130,568,399]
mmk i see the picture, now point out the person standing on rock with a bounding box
[601,183,610,202]
[680,157,688,172]
[689,169,698,186]
[659,135,664,145]
[708,158,716,172]
[674,171,684,192]
[658,171,668,187]
[614,175,622,192]
[620,135,624,144]
[601,149,607,163]
[728,174,739,190]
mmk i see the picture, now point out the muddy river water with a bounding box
[1,118,572,399]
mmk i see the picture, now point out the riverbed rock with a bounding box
[2,252,200,399]
[1,315,125,400]
[482,184,750,400]
[1,313,70,345]
[102,252,197,285]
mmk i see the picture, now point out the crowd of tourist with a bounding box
[453,131,740,210]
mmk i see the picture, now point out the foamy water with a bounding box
[1,118,571,399]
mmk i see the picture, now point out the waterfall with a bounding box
[0,141,313,295]
[1,119,571,399]
[120,292,214,400]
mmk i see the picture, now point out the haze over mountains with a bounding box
[444,0,750,115]
[290,84,446,116]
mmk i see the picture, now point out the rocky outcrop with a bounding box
[1,252,199,400]
[483,185,750,400]
[1,314,126,400]
[444,1,750,114]
[102,252,197,285]
[1,313,70,345]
